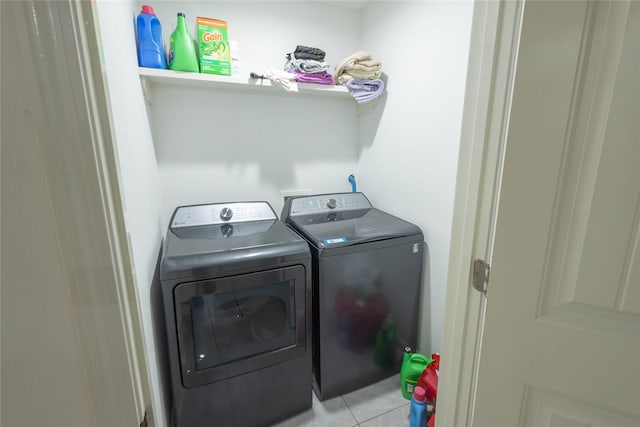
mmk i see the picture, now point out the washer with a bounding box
[281,192,424,400]
[160,201,312,427]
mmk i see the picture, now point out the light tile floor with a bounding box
[273,374,411,427]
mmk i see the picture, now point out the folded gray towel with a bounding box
[288,59,330,73]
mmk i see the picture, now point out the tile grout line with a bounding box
[341,396,360,427]
[352,401,411,425]
[340,395,410,427]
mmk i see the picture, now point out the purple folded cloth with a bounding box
[292,70,334,85]
[344,78,385,103]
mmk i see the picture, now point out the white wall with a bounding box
[94,2,168,426]
[153,88,359,223]
[147,1,363,224]
[357,1,473,352]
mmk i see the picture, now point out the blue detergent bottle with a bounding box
[409,386,428,427]
[136,5,167,69]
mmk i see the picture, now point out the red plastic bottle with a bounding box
[418,353,440,405]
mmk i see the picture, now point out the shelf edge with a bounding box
[138,67,352,98]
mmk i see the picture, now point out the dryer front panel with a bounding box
[174,265,307,388]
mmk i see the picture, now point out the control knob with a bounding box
[327,198,337,209]
[221,223,234,238]
[220,207,233,221]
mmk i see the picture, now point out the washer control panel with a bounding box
[171,202,277,228]
[289,193,372,216]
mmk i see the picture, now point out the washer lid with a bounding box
[284,193,422,248]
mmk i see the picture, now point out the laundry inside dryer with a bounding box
[190,283,294,371]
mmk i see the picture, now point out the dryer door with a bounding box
[174,265,307,388]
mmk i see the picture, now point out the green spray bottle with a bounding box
[169,12,199,72]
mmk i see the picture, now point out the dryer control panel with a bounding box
[289,193,372,216]
[171,202,277,228]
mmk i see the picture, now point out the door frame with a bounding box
[437,1,523,425]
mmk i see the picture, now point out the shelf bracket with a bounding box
[140,76,153,105]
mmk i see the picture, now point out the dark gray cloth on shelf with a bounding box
[292,45,326,60]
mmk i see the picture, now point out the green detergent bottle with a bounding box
[169,13,199,72]
[400,348,432,400]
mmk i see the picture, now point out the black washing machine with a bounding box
[160,202,312,427]
[281,192,424,401]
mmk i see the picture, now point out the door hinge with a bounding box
[472,259,490,294]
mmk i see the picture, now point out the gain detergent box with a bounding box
[196,17,231,76]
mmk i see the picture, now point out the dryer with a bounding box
[281,192,424,401]
[160,202,312,427]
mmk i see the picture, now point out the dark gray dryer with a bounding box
[160,201,312,427]
[281,192,424,401]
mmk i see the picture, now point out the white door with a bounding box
[472,1,640,426]
[2,1,151,425]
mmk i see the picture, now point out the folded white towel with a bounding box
[263,68,298,92]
